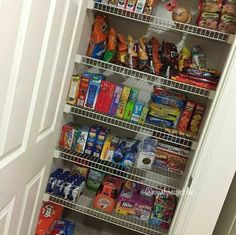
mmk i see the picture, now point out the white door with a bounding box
[0,0,87,234]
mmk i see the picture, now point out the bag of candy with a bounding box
[191,45,206,68]
[218,14,236,34]
[199,0,223,13]
[196,11,220,30]
[222,0,236,17]
[178,47,192,72]
[103,28,117,62]
[117,33,129,66]
[87,15,109,59]
[151,37,162,75]
[143,0,158,15]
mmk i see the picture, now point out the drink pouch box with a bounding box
[117,0,127,8]
[66,75,80,105]
[125,0,137,11]
[59,123,79,150]
[156,142,189,158]
[116,181,139,215]
[72,126,89,153]
[109,85,123,116]
[177,101,196,134]
[84,126,99,155]
[135,0,146,13]
[187,103,205,137]
[116,87,131,118]
[84,73,104,109]
[95,81,116,113]
[154,149,187,175]
[77,76,90,107]
[86,169,106,191]
[123,101,135,120]
[151,94,186,109]
[129,88,139,102]
[35,202,64,235]
[131,101,144,123]
[139,105,149,125]
[93,128,108,157]
[153,86,186,101]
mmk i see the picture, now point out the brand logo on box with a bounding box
[121,201,134,208]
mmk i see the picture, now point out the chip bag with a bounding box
[138,37,149,72]
[178,47,192,72]
[143,0,158,15]
[199,0,223,13]
[103,28,117,62]
[87,15,109,59]
[151,37,162,75]
[127,35,138,69]
[117,33,128,66]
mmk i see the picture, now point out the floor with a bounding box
[64,209,139,235]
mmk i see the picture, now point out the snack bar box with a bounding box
[2,1,235,235]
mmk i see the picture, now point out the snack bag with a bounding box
[151,37,162,75]
[222,0,236,17]
[66,75,80,105]
[196,11,220,30]
[127,35,139,69]
[191,45,206,68]
[103,28,117,62]
[161,41,179,76]
[86,169,106,191]
[87,15,109,59]
[178,47,192,72]
[143,0,158,15]
[117,33,128,66]
[138,37,149,72]
[199,0,223,13]
[218,14,236,34]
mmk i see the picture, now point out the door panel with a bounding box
[0,0,87,234]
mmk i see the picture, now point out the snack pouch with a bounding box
[197,11,220,30]
[138,37,149,72]
[151,37,162,75]
[103,28,117,62]
[127,35,138,69]
[178,47,192,72]
[86,169,106,191]
[87,15,109,59]
[218,14,236,34]
[192,45,206,68]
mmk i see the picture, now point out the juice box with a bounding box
[66,75,80,105]
[109,85,123,116]
[116,87,131,118]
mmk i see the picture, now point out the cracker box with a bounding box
[84,126,99,155]
[35,202,64,235]
[77,76,90,107]
[84,73,103,109]
[66,75,80,105]
[153,86,186,101]
[139,105,149,125]
[117,0,127,8]
[156,142,189,158]
[116,87,131,118]
[93,128,108,158]
[177,101,196,134]
[131,101,144,123]
[188,103,205,137]
[125,0,137,11]
[72,126,89,153]
[154,149,187,175]
[109,85,123,116]
[59,123,78,150]
[95,81,116,113]
[115,181,138,216]
[135,0,146,13]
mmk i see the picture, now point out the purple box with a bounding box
[109,85,123,116]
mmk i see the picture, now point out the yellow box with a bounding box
[116,87,131,118]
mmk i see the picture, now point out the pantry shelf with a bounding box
[91,1,231,44]
[65,104,196,149]
[55,148,182,191]
[76,55,215,99]
[48,192,166,235]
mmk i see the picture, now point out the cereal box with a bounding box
[66,75,80,105]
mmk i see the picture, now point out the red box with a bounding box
[35,202,64,235]
[95,81,116,114]
[77,77,90,107]
[177,101,196,134]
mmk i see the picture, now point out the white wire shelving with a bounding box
[48,192,167,235]
[65,104,196,149]
[76,55,215,99]
[90,1,232,44]
[55,147,182,191]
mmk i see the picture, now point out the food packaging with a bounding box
[66,75,81,105]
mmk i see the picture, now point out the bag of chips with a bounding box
[127,35,139,69]
[117,34,128,66]
[103,28,117,62]
[138,37,149,72]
